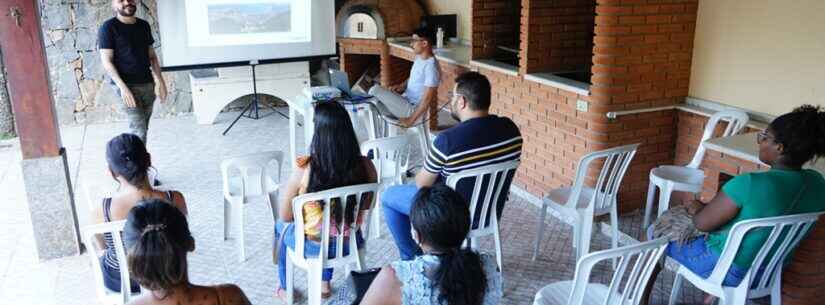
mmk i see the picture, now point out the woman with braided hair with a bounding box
[359,184,502,305]
[123,199,250,305]
[642,105,825,305]
[91,133,187,292]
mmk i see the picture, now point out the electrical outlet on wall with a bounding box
[576,100,589,112]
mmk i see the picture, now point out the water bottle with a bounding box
[436,27,444,49]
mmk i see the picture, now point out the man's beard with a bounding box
[117,5,136,17]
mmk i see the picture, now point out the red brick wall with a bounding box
[673,110,825,305]
[472,0,522,60]
[589,0,699,210]
[520,0,596,75]
[477,67,596,197]
[339,38,384,86]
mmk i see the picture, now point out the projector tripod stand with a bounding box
[222,60,289,136]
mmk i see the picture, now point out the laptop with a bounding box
[329,69,372,101]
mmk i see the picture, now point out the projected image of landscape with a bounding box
[208,2,291,35]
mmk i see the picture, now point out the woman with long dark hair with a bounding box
[91,133,186,292]
[360,184,502,305]
[123,199,250,305]
[275,101,377,300]
[642,105,825,305]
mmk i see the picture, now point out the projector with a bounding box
[303,86,341,100]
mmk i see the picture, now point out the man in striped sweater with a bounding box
[382,72,523,260]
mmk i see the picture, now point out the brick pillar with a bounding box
[590,0,697,210]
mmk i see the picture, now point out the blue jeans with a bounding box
[275,221,363,290]
[666,238,749,287]
[381,184,423,260]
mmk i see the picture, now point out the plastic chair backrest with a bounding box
[707,212,824,290]
[687,110,749,168]
[568,238,669,305]
[82,220,132,305]
[291,183,380,267]
[445,160,520,232]
[221,151,284,201]
[568,144,639,212]
[360,135,412,185]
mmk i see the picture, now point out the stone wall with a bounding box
[0,47,13,137]
[40,0,193,125]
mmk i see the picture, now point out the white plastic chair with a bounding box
[285,183,379,305]
[360,135,412,239]
[533,144,640,262]
[445,160,520,272]
[642,110,749,230]
[82,220,138,305]
[533,238,669,305]
[668,212,824,305]
[221,150,284,262]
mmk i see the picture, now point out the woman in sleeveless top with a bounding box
[360,185,502,305]
[641,105,825,305]
[275,101,377,300]
[123,199,250,305]
[91,133,187,293]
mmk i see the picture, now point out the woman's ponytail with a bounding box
[434,248,488,305]
[411,185,489,305]
[123,199,192,294]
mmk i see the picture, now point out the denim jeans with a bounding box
[666,238,749,287]
[381,184,423,260]
[275,221,363,290]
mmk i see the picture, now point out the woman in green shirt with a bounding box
[643,105,825,305]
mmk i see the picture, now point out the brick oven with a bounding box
[336,0,425,88]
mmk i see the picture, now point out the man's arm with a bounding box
[389,80,407,94]
[415,170,439,188]
[100,49,137,107]
[399,87,435,127]
[148,48,167,102]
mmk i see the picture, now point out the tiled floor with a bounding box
[0,109,762,305]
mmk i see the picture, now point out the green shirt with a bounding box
[706,169,825,269]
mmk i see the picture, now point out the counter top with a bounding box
[704,132,825,175]
[524,72,591,96]
[388,37,471,68]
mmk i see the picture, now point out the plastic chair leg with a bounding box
[532,203,548,260]
[576,214,593,262]
[657,184,674,219]
[307,262,324,305]
[286,255,294,305]
[643,181,657,232]
[235,202,245,262]
[668,273,684,305]
[610,203,620,268]
[223,198,231,240]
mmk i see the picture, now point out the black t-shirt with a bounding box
[98,17,155,84]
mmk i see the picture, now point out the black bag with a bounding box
[350,268,381,305]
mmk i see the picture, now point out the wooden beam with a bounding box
[0,0,62,159]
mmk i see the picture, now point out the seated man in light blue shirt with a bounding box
[375,27,441,128]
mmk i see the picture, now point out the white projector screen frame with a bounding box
[158,0,335,71]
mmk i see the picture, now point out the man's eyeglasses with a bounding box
[449,91,464,100]
[757,130,774,144]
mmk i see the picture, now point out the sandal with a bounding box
[275,288,302,304]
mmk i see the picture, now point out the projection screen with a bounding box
[157,0,335,70]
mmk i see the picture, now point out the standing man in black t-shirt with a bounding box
[99,0,166,143]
